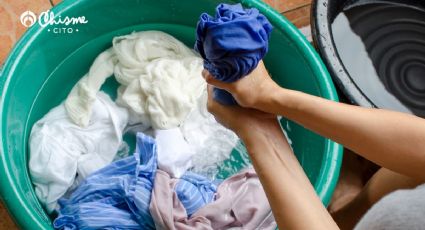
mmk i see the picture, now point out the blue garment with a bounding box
[195,3,273,104]
[177,172,217,216]
[53,133,218,230]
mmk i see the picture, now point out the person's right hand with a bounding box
[205,84,280,145]
[202,61,280,110]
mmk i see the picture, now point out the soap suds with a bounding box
[180,89,240,176]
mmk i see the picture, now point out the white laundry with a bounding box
[180,89,239,175]
[154,128,195,178]
[29,92,128,213]
[116,57,205,128]
[148,88,239,179]
[65,49,117,127]
[65,31,205,130]
[112,31,196,86]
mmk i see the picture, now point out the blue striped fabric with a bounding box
[53,132,218,229]
[177,172,217,216]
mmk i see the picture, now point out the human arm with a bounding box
[332,167,423,229]
[205,86,339,230]
[204,62,425,180]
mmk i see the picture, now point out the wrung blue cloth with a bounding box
[195,3,273,105]
[53,133,217,230]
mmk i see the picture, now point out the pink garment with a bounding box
[150,169,276,230]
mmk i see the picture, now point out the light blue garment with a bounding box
[53,133,218,229]
[177,172,218,216]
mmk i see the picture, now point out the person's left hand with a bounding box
[203,61,280,110]
[205,85,279,141]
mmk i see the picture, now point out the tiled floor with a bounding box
[0,0,311,228]
[0,0,52,64]
[265,0,312,27]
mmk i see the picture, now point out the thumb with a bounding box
[202,69,234,91]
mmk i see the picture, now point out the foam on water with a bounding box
[181,90,246,179]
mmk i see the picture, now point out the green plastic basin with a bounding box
[0,0,343,228]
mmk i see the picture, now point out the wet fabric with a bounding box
[155,128,195,178]
[65,49,118,127]
[65,31,205,129]
[195,3,272,104]
[29,92,128,213]
[153,88,239,179]
[150,168,276,230]
[180,89,238,177]
[54,133,217,230]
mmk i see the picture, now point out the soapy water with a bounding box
[100,64,293,181]
[180,90,242,179]
[119,111,293,181]
[182,96,293,180]
[119,119,247,181]
[99,71,248,180]
[188,116,293,180]
[186,141,243,180]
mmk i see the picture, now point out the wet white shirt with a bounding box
[29,93,128,213]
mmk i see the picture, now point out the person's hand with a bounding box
[205,85,279,141]
[203,61,280,110]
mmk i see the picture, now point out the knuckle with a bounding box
[207,101,215,113]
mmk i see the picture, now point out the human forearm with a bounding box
[261,88,425,180]
[240,120,339,230]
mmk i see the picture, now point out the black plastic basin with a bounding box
[311,0,425,117]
